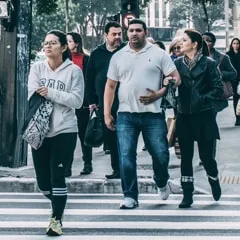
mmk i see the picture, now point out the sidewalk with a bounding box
[0,102,239,195]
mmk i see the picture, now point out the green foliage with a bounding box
[35,0,58,15]
[168,0,230,32]
[32,0,152,52]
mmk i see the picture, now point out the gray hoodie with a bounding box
[28,59,84,137]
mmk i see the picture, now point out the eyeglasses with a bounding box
[173,46,181,51]
[204,39,213,43]
[42,40,59,46]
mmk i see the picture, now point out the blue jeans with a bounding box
[116,112,170,201]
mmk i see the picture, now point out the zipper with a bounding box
[189,79,194,114]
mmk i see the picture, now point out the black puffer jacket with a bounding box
[175,56,223,115]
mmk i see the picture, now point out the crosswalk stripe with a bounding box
[0,221,239,229]
[0,208,239,217]
[0,198,239,205]
[1,236,240,240]
[0,193,240,238]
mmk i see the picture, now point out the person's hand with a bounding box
[104,114,115,131]
[139,88,158,105]
[89,104,98,112]
[36,86,48,96]
[163,77,177,88]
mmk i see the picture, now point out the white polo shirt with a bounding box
[107,42,176,113]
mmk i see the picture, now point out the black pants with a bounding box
[178,137,218,178]
[76,108,92,164]
[103,122,119,172]
[32,133,77,219]
[233,93,240,121]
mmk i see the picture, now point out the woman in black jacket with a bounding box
[174,29,223,208]
[226,38,240,126]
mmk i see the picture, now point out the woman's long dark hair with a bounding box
[67,32,88,55]
[229,37,240,53]
[184,29,209,56]
[47,29,71,61]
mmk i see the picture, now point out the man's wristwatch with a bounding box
[162,84,168,88]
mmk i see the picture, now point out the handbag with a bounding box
[218,55,234,99]
[161,81,177,110]
[236,99,240,116]
[166,117,176,147]
[22,99,53,150]
[84,109,103,147]
[221,81,233,99]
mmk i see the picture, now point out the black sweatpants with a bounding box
[32,133,77,220]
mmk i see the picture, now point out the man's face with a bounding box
[127,23,147,49]
[105,27,122,49]
[203,35,214,51]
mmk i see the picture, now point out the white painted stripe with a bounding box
[1,193,240,198]
[0,221,239,229]
[0,208,239,217]
[0,236,239,240]
[0,198,239,205]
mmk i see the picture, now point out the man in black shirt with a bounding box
[86,21,125,179]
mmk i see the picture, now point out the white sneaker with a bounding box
[120,197,139,209]
[158,182,170,200]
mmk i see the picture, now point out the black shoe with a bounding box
[105,171,120,179]
[208,177,221,201]
[104,150,111,154]
[235,119,240,126]
[65,169,72,177]
[142,146,147,151]
[80,164,93,175]
[179,193,193,208]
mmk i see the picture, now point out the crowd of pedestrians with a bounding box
[27,19,240,236]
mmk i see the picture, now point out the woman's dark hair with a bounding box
[155,41,166,50]
[184,29,209,56]
[229,37,240,53]
[47,29,71,61]
[67,32,84,54]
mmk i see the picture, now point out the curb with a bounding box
[0,177,207,194]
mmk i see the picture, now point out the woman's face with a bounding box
[43,34,64,59]
[67,35,78,52]
[232,39,240,52]
[172,41,182,57]
[181,33,197,55]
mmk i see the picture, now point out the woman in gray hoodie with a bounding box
[28,30,84,236]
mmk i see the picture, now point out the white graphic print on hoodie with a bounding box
[28,59,84,137]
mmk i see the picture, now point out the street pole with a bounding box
[225,0,229,51]
[65,0,70,33]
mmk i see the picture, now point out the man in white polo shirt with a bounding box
[104,19,181,209]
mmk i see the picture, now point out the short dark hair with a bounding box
[128,19,147,32]
[184,29,209,56]
[104,21,121,34]
[155,41,166,50]
[202,32,216,44]
[47,29,71,61]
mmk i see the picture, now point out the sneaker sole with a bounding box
[120,203,139,209]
